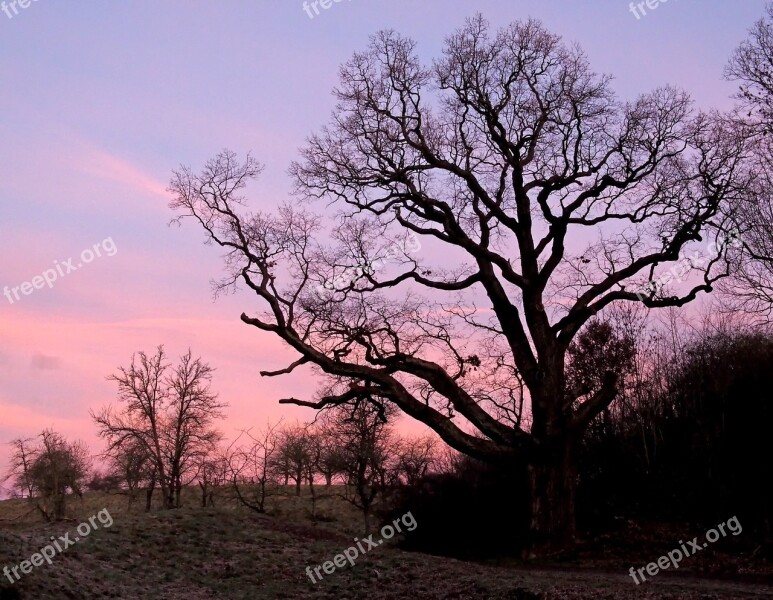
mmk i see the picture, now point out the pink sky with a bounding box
[0,0,768,490]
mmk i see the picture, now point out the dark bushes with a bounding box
[387,456,530,558]
[392,330,773,558]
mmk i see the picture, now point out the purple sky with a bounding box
[0,0,767,488]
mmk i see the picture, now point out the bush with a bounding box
[386,457,530,559]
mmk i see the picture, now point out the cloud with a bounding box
[31,353,61,371]
[73,146,169,201]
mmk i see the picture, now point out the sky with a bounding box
[0,0,768,489]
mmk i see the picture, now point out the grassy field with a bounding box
[0,487,771,599]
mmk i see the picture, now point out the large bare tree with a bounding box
[169,17,750,551]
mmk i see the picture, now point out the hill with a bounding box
[0,490,771,599]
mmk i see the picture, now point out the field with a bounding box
[0,487,771,599]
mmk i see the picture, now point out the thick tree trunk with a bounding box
[525,438,577,557]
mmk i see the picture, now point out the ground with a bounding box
[0,489,770,599]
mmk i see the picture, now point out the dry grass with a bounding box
[0,488,771,599]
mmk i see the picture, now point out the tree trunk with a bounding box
[525,438,577,557]
[145,477,156,512]
[363,506,371,535]
[157,474,172,509]
[55,492,66,521]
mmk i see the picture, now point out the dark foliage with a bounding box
[578,331,773,544]
[391,330,773,559]
[387,456,530,558]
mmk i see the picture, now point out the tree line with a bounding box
[2,346,440,535]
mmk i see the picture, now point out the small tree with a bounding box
[315,426,348,486]
[273,424,314,497]
[92,346,227,509]
[3,437,37,499]
[5,430,91,521]
[86,470,123,493]
[566,319,637,440]
[321,397,398,534]
[227,422,282,513]
[195,449,229,508]
[99,437,155,509]
[395,435,439,487]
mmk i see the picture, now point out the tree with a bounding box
[92,346,226,509]
[170,17,749,552]
[726,3,773,132]
[722,3,773,322]
[575,317,773,539]
[3,437,37,499]
[314,424,348,486]
[321,398,398,534]
[98,436,155,509]
[88,438,155,511]
[566,319,636,439]
[194,449,229,508]
[86,470,124,494]
[226,422,282,513]
[4,430,91,521]
[273,424,314,497]
[395,435,438,487]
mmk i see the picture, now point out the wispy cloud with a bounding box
[30,353,61,371]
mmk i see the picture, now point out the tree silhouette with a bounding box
[170,16,750,552]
